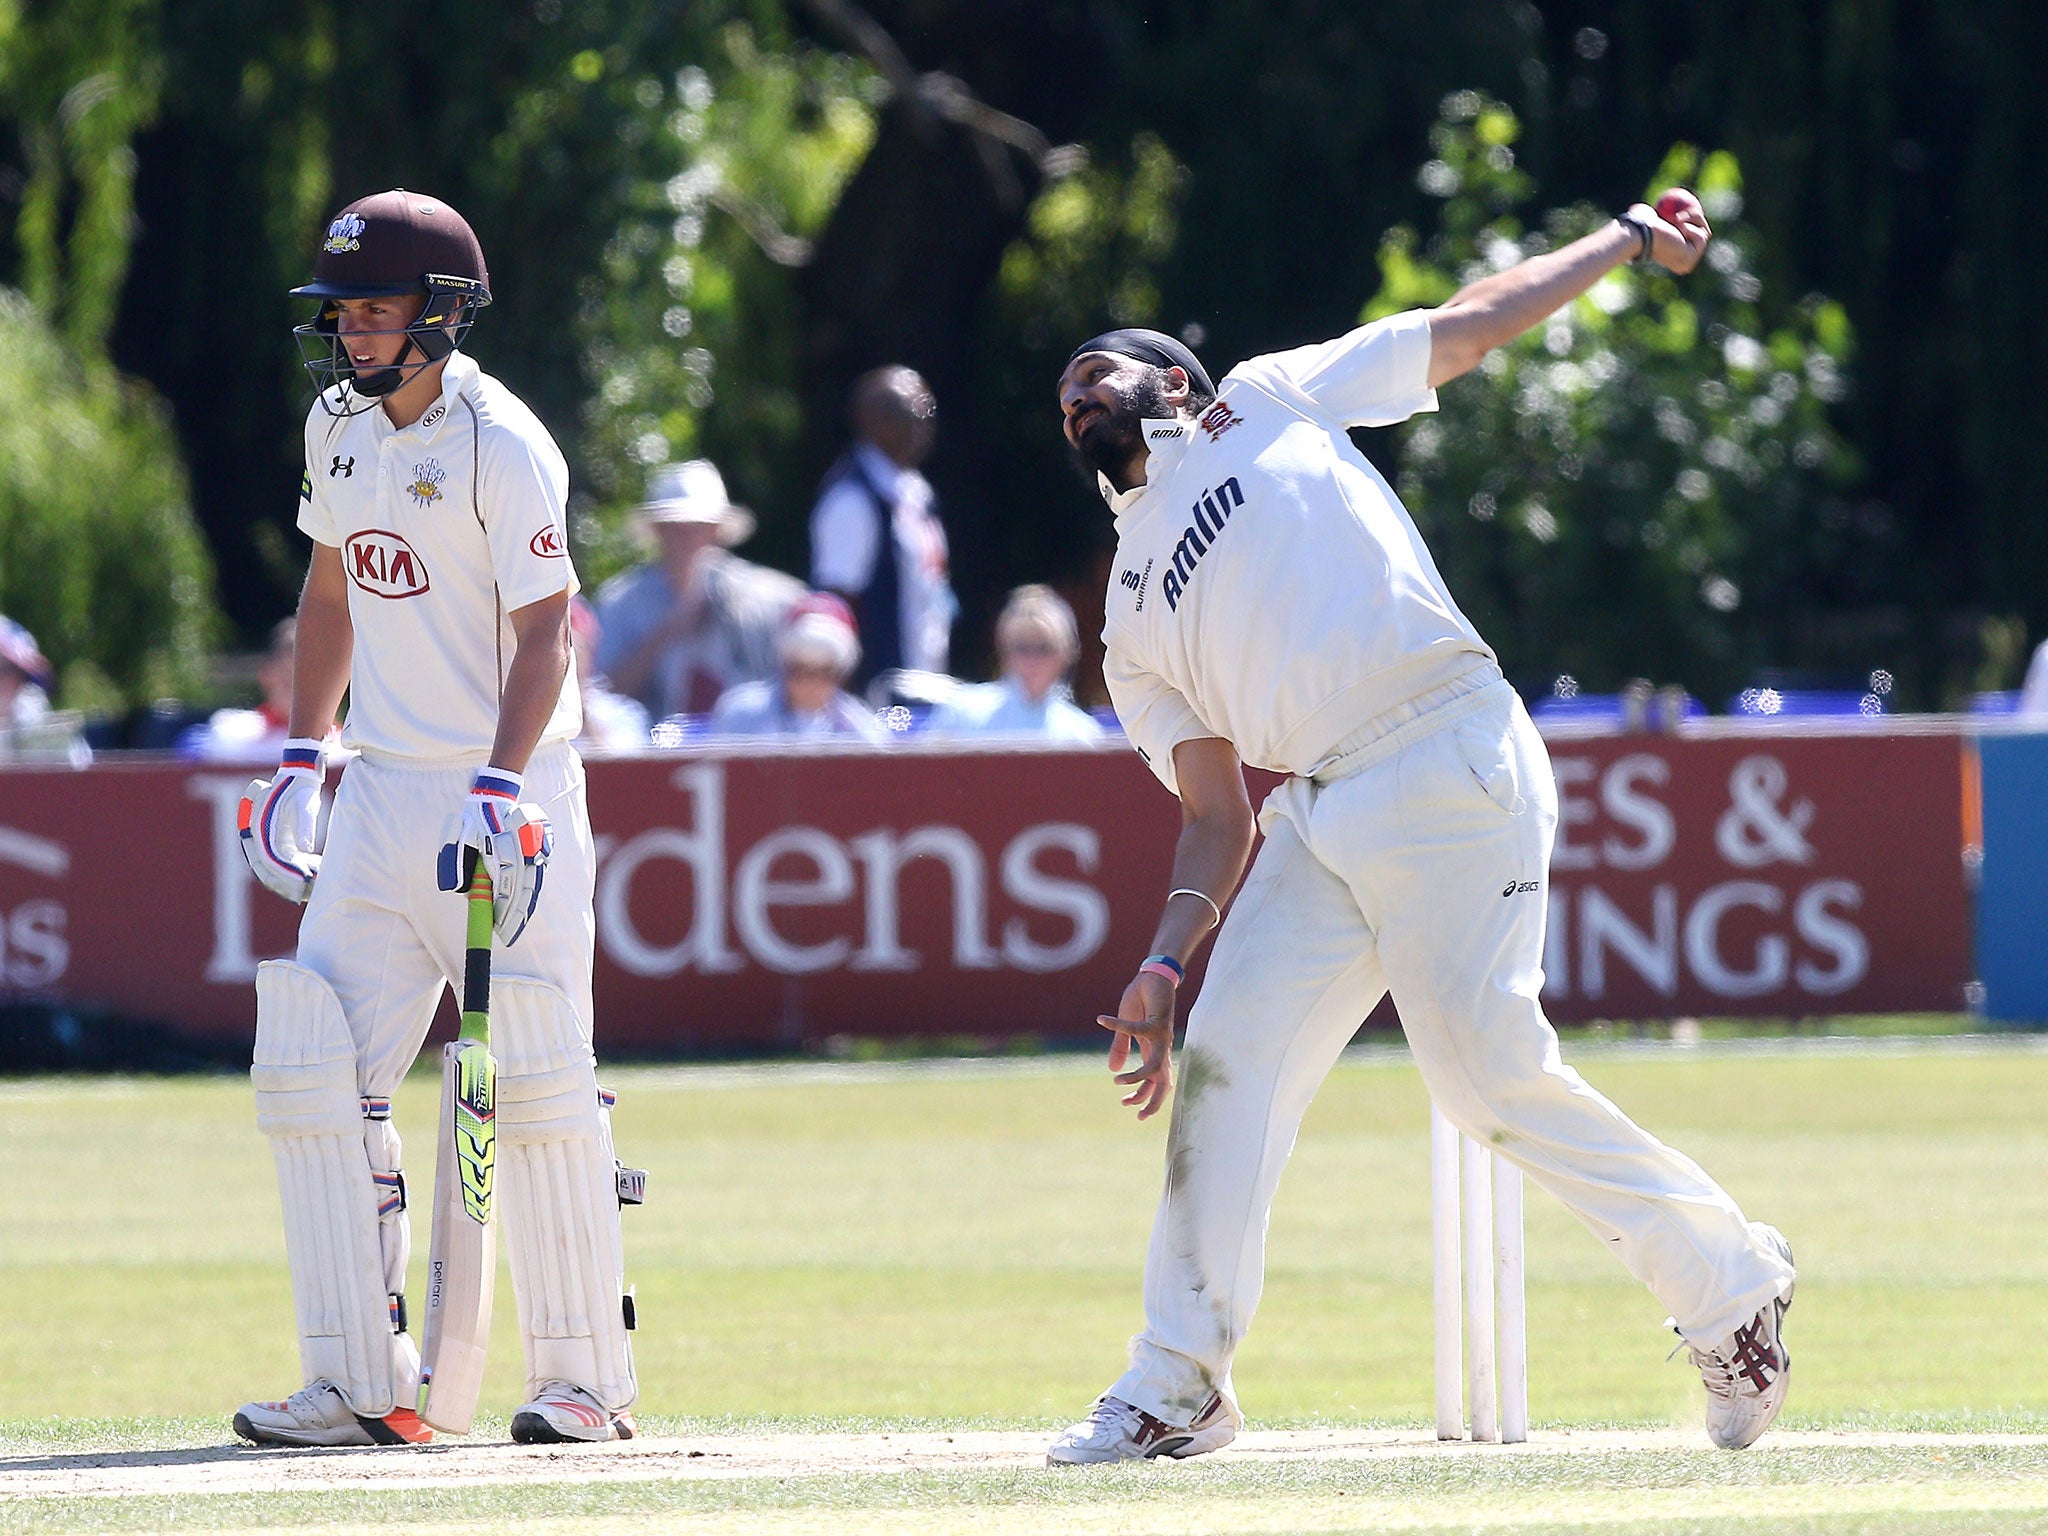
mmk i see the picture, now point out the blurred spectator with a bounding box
[0,615,90,766]
[594,460,806,720]
[2020,639,2048,717]
[928,584,1104,743]
[704,595,888,742]
[569,595,650,752]
[178,618,301,763]
[810,366,956,689]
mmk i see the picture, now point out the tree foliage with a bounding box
[0,0,220,710]
[1,0,2037,708]
[1367,94,1858,703]
[0,0,160,353]
[572,19,880,583]
[0,288,218,709]
[970,132,1192,626]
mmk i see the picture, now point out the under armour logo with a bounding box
[331,456,356,479]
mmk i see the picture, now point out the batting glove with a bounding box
[238,739,326,904]
[437,766,554,945]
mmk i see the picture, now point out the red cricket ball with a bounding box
[1655,191,1687,222]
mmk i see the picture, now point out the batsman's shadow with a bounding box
[1,1439,480,1473]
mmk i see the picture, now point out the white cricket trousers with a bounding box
[1110,672,1795,1428]
[296,741,596,1096]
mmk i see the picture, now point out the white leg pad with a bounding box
[494,976,637,1411]
[253,960,404,1416]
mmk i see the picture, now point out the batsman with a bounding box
[1048,190,1795,1463]
[233,189,641,1447]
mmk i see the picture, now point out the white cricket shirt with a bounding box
[1099,309,1495,795]
[297,352,582,760]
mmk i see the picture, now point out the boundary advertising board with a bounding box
[0,728,1970,1050]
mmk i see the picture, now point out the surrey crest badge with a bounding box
[407,458,447,507]
[323,212,366,255]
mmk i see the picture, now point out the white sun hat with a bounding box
[778,593,862,679]
[636,460,756,545]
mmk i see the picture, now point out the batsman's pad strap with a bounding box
[251,960,399,1416]
[361,1112,411,1308]
[492,976,636,1411]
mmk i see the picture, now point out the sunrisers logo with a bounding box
[345,530,432,598]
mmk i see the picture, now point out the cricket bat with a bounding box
[417,861,498,1434]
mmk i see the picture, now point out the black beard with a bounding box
[1068,368,1172,483]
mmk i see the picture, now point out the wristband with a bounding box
[1617,212,1654,265]
[473,765,524,802]
[1168,887,1223,929]
[278,737,325,774]
[1139,954,1185,987]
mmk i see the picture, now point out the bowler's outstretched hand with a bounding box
[1101,970,1176,1120]
[1641,188,1711,274]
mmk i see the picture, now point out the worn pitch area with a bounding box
[7,1429,2047,1499]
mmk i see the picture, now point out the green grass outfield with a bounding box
[3,1036,2046,1532]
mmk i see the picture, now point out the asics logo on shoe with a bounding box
[1140,1391,1228,1454]
[1728,1314,1784,1392]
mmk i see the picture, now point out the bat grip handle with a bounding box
[461,862,494,1026]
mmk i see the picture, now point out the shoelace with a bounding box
[1080,1397,1146,1441]
[283,1380,344,1415]
[1682,1342,1739,1400]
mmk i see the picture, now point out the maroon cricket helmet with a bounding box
[289,189,492,410]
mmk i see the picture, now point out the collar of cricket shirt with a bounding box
[1100,417,1194,521]
[399,350,477,443]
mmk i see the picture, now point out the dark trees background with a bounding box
[5,0,2045,707]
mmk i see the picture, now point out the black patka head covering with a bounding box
[1064,328,1215,398]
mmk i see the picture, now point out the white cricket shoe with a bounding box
[511,1380,637,1444]
[1046,1391,1237,1465]
[1686,1222,1795,1449]
[233,1380,433,1447]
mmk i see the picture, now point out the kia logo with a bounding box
[344,530,432,598]
[530,526,566,558]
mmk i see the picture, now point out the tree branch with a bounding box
[793,0,1087,189]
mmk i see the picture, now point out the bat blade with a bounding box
[417,1035,496,1433]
